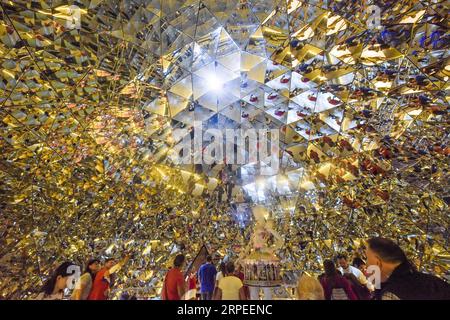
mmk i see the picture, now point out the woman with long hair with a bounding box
[36,261,78,300]
[71,258,100,300]
[319,259,357,300]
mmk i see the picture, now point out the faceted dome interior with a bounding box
[0,0,449,298]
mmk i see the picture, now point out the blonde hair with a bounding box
[297,274,325,300]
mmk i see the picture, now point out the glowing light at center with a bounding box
[206,73,224,92]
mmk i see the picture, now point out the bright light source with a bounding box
[194,44,202,56]
[206,73,224,92]
[256,176,266,188]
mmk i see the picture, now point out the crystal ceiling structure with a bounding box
[0,0,449,298]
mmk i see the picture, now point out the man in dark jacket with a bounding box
[366,237,450,300]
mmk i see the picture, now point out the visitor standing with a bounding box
[352,257,368,276]
[366,237,450,300]
[319,259,357,300]
[197,255,217,300]
[88,254,130,300]
[214,262,246,300]
[337,253,374,292]
[213,262,226,298]
[71,258,100,300]
[234,262,249,299]
[161,254,186,300]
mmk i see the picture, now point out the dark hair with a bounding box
[352,257,366,268]
[367,237,408,264]
[206,255,212,262]
[41,262,77,296]
[336,253,348,261]
[323,259,340,288]
[85,259,100,279]
[323,260,338,277]
[174,254,185,267]
[120,292,130,300]
[105,258,115,263]
[218,262,226,274]
[226,262,235,274]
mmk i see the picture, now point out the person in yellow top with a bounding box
[214,262,246,300]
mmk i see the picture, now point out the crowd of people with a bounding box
[161,255,249,300]
[35,255,130,300]
[297,237,450,300]
[34,237,450,300]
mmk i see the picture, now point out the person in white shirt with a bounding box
[213,262,226,298]
[71,258,100,300]
[337,254,374,291]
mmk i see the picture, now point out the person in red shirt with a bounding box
[185,269,198,300]
[88,254,130,300]
[188,270,197,291]
[234,262,249,299]
[161,254,186,300]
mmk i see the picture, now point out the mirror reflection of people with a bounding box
[35,261,78,300]
[88,254,130,300]
[71,259,100,300]
[161,254,186,300]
